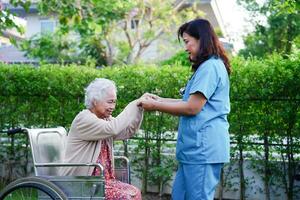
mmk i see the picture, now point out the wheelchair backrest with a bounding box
[26,127,67,176]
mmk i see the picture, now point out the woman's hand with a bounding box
[141,93,161,101]
[136,93,162,111]
[138,97,157,111]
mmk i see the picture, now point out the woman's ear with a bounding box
[93,101,97,107]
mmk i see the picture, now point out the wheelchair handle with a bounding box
[35,163,105,176]
[7,128,26,136]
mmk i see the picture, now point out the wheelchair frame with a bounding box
[0,127,131,200]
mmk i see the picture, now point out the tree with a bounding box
[17,0,134,66]
[238,0,300,58]
[103,0,203,65]
[0,0,31,39]
[17,0,202,66]
[20,32,86,64]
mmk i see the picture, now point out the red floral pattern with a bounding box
[93,140,142,200]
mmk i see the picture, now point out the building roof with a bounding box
[1,2,39,17]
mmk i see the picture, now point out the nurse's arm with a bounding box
[142,93,181,103]
[158,97,182,103]
[141,92,207,116]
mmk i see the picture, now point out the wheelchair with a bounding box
[0,127,131,199]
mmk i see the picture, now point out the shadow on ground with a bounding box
[142,192,171,200]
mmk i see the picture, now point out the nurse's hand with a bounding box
[138,97,158,111]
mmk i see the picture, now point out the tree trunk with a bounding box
[263,133,270,200]
[238,136,245,200]
[123,140,128,157]
[287,135,294,200]
[142,130,150,194]
[284,15,293,55]
[104,39,114,66]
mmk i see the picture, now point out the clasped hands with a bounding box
[137,93,161,111]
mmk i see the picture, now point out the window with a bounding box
[40,20,56,34]
[131,19,139,29]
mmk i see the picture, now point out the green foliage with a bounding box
[228,53,300,199]
[0,0,29,35]
[0,63,190,128]
[238,0,300,58]
[230,54,300,100]
[17,0,134,66]
[19,33,85,64]
[160,50,191,67]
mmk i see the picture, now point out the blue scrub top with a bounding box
[176,56,230,164]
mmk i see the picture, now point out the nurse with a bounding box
[139,18,231,200]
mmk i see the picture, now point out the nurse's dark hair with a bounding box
[178,18,231,75]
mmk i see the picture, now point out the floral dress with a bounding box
[92,140,142,200]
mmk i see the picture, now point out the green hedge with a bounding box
[0,64,190,129]
[1,54,299,133]
[227,54,300,199]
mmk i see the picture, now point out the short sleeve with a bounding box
[189,63,218,100]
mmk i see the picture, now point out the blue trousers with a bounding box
[172,163,223,200]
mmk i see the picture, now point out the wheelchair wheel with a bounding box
[0,176,67,200]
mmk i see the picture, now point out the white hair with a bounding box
[84,78,117,109]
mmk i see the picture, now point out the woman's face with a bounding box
[182,32,200,61]
[93,89,117,118]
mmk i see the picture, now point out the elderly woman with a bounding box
[60,78,143,200]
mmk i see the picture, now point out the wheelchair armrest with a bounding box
[114,156,131,184]
[114,156,129,165]
[34,163,104,176]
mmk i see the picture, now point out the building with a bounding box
[0,0,55,63]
